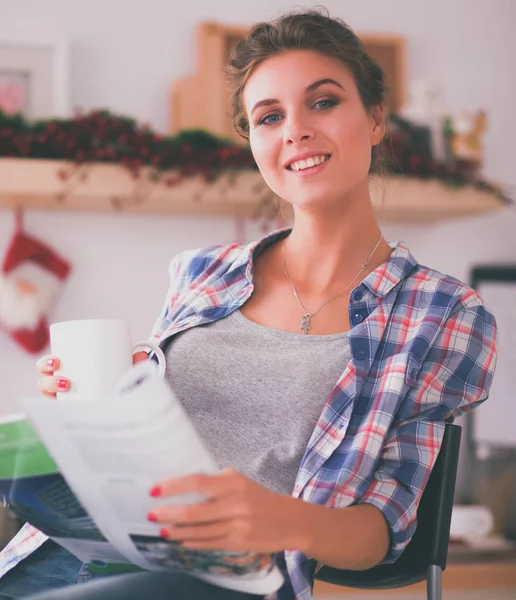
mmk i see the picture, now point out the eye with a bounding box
[313,98,338,110]
[258,112,283,126]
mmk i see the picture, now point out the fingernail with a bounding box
[56,378,69,390]
[147,512,157,522]
[159,528,169,538]
[46,358,56,369]
[149,486,162,498]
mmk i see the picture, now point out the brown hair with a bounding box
[225,8,389,173]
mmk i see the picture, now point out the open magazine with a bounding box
[0,361,283,595]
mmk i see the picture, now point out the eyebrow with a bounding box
[250,78,345,116]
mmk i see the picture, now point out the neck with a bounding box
[281,186,390,295]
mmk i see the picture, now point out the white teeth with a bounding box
[289,155,329,171]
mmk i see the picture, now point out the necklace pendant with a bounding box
[300,313,313,334]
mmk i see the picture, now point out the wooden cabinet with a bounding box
[170,22,406,143]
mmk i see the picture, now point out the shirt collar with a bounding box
[362,240,419,298]
[226,228,418,298]
[225,227,291,277]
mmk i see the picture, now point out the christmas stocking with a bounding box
[0,229,71,353]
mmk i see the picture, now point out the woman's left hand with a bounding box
[147,468,308,553]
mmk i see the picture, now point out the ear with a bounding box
[370,104,386,147]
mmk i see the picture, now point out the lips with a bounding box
[285,153,332,171]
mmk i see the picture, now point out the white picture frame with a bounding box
[0,37,70,119]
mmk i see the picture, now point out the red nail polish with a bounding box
[147,512,157,522]
[160,528,169,539]
[46,358,56,369]
[150,486,162,497]
[56,378,69,390]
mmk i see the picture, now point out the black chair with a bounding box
[316,422,462,600]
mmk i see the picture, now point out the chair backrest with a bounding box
[316,422,462,590]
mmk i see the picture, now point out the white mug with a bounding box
[49,319,166,401]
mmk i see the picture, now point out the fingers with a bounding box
[37,351,149,398]
[149,497,242,526]
[132,351,148,364]
[160,520,233,543]
[38,375,70,398]
[36,355,61,374]
[36,355,68,398]
[152,472,240,501]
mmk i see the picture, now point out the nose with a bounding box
[282,116,315,145]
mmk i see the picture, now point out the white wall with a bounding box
[0,0,515,416]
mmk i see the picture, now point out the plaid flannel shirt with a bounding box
[0,228,497,600]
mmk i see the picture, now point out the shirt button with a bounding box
[358,350,366,359]
[352,290,363,302]
[352,312,364,324]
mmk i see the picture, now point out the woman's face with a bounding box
[243,50,384,210]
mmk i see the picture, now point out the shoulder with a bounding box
[378,242,489,319]
[401,261,491,316]
[167,241,250,285]
[165,228,291,290]
[389,260,497,421]
[387,251,497,365]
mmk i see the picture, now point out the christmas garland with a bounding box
[0,109,257,184]
[0,109,509,201]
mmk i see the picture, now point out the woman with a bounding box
[0,8,497,600]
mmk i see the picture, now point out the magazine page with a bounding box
[0,413,140,574]
[20,361,283,595]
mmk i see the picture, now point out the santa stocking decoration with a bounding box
[0,220,71,353]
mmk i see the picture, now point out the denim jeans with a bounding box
[29,571,266,599]
[0,540,265,600]
[0,540,85,599]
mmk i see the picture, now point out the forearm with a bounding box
[284,497,390,570]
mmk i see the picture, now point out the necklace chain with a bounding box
[282,234,383,334]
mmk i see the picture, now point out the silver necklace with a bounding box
[282,234,383,334]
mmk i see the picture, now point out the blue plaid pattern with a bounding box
[0,228,497,600]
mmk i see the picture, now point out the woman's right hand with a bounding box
[36,351,149,399]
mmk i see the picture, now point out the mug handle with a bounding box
[132,340,166,379]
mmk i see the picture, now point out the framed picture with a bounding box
[0,39,70,119]
[470,265,516,449]
[358,34,405,114]
[171,22,405,141]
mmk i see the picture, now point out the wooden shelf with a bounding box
[0,158,272,218]
[0,158,507,223]
[369,175,506,222]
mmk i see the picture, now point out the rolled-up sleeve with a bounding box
[360,300,497,562]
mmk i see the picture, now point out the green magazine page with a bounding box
[0,414,58,479]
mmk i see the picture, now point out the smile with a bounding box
[286,154,331,172]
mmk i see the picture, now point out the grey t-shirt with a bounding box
[165,309,351,496]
